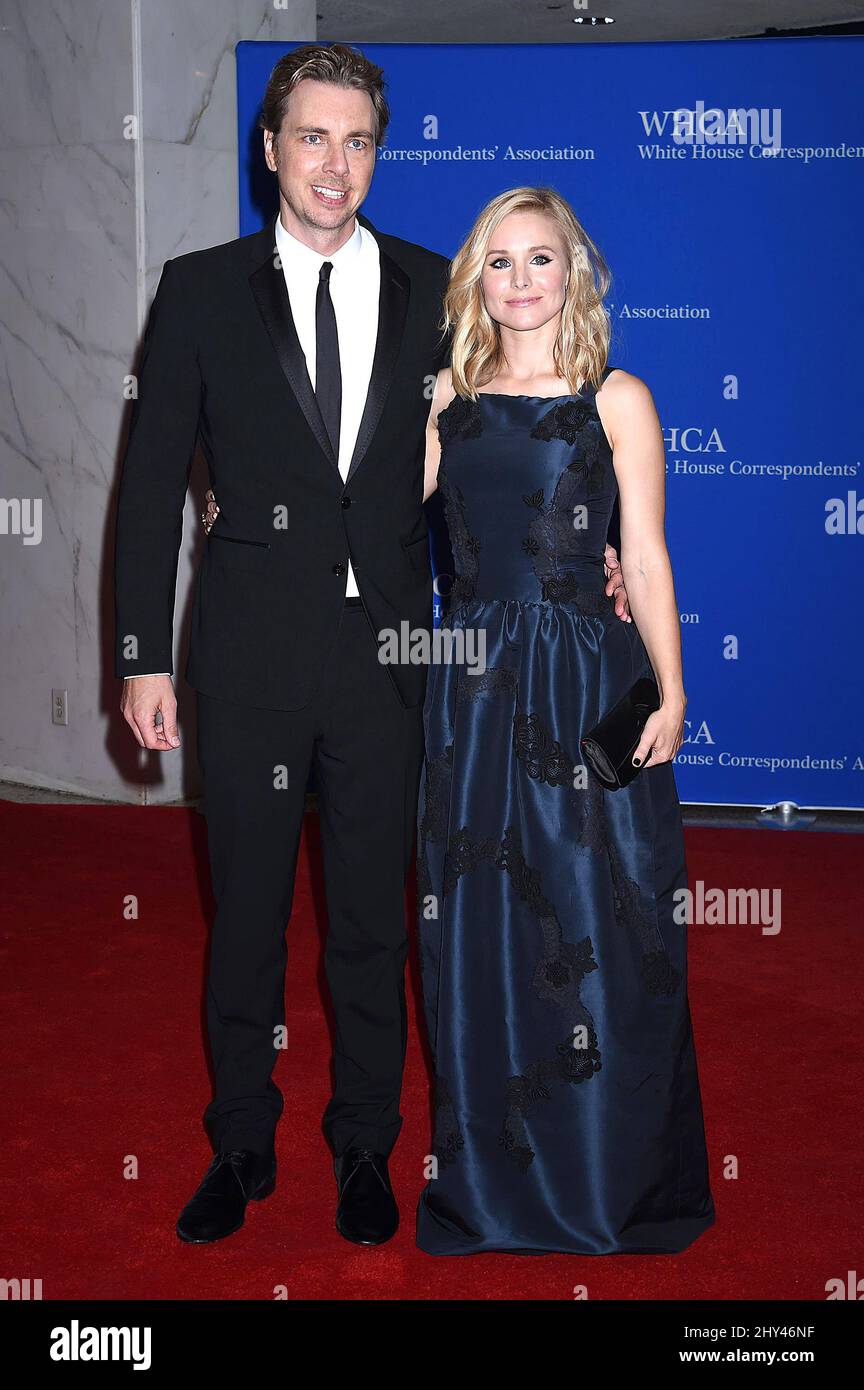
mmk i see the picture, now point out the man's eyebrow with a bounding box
[294,124,375,139]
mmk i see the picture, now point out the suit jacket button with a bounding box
[332,562,346,576]
[341,496,351,508]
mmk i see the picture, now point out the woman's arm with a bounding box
[598,370,686,767]
[423,368,455,502]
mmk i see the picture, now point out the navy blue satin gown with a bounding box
[415,367,715,1256]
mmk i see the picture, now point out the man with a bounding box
[115,42,629,1247]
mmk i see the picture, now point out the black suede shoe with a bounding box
[176,1150,276,1244]
[334,1147,399,1246]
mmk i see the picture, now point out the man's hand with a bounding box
[121,675,181,751]
[604,543,632,623]
[202,488,220,535]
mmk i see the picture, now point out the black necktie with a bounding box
[315,261,341,461]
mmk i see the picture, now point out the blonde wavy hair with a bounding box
[443,186,611,400]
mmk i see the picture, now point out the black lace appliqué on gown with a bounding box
[513,711,572,787]
[510,703,604,850]
[432,1074,465,1168]
[437,394,482,446]
[456,665,518,705]
[496,824,599,1010]
[577,773,609,855]
[419,743,453,846]
[416,743,453,957]
[442,824,600,1012]
[437,820,603,1170]
[530,398,594,444]
[607,840,682,997]
[529,395,612,502]
[437,464,481,611]
[521,432,610,604]
[443,827,499,897]
[500,1013,602,1173]
[540,575,609,613]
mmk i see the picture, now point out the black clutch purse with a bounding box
[581,676,661,790]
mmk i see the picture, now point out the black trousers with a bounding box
[196,601,425,1158]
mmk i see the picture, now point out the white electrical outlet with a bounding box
[52,688,68,725]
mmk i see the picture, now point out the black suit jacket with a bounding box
[114,211,451,710]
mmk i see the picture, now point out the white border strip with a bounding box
[131,0,146,335]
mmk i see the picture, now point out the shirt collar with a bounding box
[274,211,364,278]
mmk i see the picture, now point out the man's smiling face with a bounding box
[264,78,377,243]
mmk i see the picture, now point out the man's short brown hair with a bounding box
[259,42,390,148]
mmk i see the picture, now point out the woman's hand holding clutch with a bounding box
[631,696,686,769]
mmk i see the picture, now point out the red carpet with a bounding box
[0,802,858,1300]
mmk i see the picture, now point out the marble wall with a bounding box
[0,0,316,802]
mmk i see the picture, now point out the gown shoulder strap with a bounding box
[579,363,614,397]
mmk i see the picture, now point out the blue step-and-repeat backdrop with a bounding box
[236,39,863,809]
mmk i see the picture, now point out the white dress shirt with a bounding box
[274,211,380,599]
[127,213,381,677]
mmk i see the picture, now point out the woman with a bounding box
[414,186,715,1255]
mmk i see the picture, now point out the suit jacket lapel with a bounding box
[247,211,410,487]
[247,213,339,474]
[346,233,410,485]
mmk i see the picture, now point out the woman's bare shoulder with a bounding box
[596,368,658,431]
[597,367,654,404]
[431,367,457,423]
